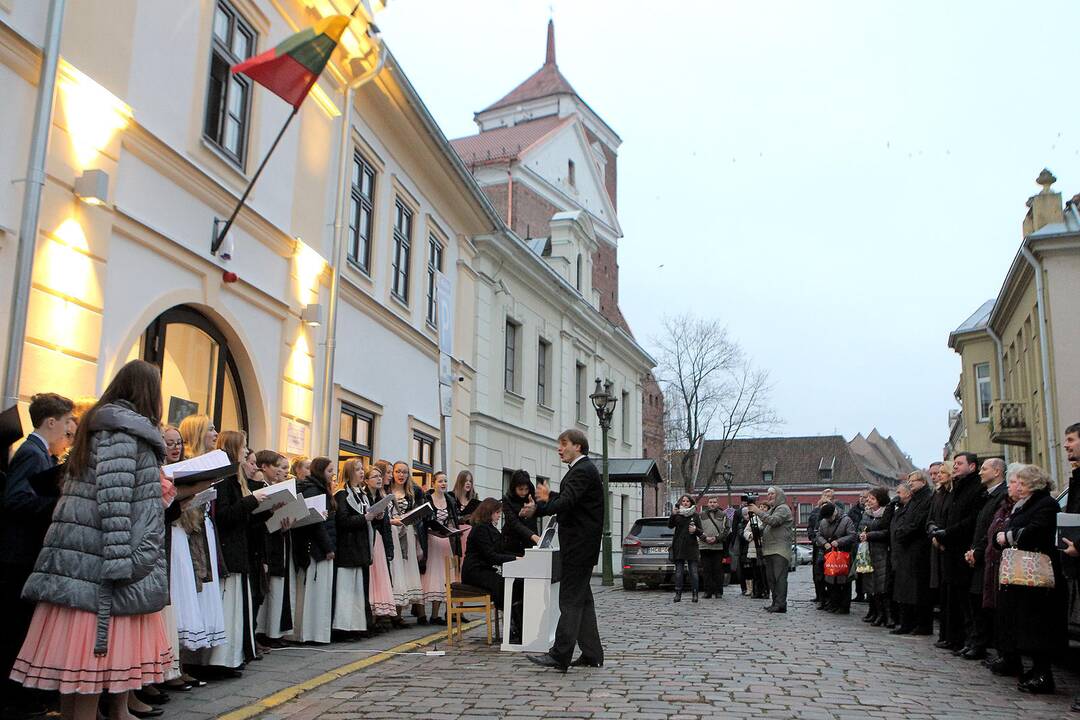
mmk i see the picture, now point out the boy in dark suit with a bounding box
[528,428,604,673]
[1,393,74,717]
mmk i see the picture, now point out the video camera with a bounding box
[740,492,759,505]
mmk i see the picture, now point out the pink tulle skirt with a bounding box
[11,602,172,695]
[369,532,396,617]
[421,535,452,603]
[459,525,472,556]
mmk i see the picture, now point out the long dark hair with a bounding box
[309,456,335,511]
[67,360,162,477]
[506,469,535,502]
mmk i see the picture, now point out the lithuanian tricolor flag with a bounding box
[232,15,351,108]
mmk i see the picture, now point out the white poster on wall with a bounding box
[435,271,453,356]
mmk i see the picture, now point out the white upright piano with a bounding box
[501,523,561,652]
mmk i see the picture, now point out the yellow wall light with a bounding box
[294,237,328,306]
[57,59,133,169]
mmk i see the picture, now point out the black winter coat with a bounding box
[213,475,263,577]
[334,487,372,568]
[928,486,949,589]
[425,490,463,557]
[891,484,932,605]
[968,482,1007,594]
[501,491,539,556]
[246,476,270,583]
[668,511,701,562]
[940,471,987,585]
[536,457,603,570]
[995,490,1066,655]
[462,522,518,578]
[292,479,335,568]
[364,488,394,563]
[1,434,57,567]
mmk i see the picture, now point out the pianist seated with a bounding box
[462,498,520,606]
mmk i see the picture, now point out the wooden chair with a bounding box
[444,554,497,645]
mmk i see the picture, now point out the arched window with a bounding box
[138,305,248,432]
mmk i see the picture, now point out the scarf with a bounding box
[676,506,695,517]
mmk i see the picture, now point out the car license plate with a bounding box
[649,547,667,554]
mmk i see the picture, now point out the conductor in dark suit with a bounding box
[527,428,604,673]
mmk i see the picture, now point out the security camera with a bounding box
[219,235,235,262]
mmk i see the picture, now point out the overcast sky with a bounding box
[377,1,1080,465]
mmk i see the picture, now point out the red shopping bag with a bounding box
[823,549,851,577]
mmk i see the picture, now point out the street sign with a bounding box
[436,271,453,356]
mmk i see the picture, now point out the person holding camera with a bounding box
[697,496,730,598]
[748,486,794,613]
[668,495,702,603]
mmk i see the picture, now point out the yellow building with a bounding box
[948,170,1080,487]
[947,299,1006,461]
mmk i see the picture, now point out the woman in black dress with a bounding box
[668,494,701,603]
[461,499,519,607]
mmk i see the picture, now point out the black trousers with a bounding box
[969,591,993,650]
[700,552,724,595]
[549,567,603,666]
[462,566,504,607]
[0,563,35,705]
[825,580,851,611]
[942,582,967,646]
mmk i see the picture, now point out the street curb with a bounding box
[216,620,485,720]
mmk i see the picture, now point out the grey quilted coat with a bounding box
[22,401,168,654]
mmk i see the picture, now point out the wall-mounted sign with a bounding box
[286,420,307,455]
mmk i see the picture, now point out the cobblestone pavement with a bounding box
[189,568,1080,719]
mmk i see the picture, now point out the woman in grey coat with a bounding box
[815,502,857,614]
[10,360,172,720]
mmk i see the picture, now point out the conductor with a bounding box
[526,428,604,673]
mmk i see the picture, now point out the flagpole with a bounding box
[212,104,301,254]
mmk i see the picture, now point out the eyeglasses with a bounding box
[165,439,184,448]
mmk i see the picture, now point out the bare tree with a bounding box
[654,314,780,495]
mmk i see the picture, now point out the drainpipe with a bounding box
[984,325,1010,464]
[319,40,386,456]
[3,0,66,409]
[1019,244,1058,482]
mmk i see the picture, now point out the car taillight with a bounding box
[623,536,640,548]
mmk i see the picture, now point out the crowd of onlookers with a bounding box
[802,426,1080,712]
[0,359,546,720]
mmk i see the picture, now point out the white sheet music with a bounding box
[253,479,296,513]
[162,450,230,480]
[264,494,310,533]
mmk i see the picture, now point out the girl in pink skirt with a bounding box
[12,360,173,720]
[422,471,462,624]
[364,466,397,625]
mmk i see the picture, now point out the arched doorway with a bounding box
[136,305,248,432]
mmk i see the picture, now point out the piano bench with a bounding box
[450,582,489,597]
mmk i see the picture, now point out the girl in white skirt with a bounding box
[388,461,425,626]
[290,457,336,644]
[332,459,370,639]
[422,471,461,625]
[255,450,294,645]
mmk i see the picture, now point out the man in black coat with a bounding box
[0,393,73,717]
[890,472,934,635]
[806,489,833,603]
[528,428,604,673]
[929,451,986,652]
[961,458,1006,660]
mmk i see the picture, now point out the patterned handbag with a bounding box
[998,547,1055,588]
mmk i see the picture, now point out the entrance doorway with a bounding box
[135,305,248,432]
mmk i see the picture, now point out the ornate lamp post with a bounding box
[589,377,617,586]
[722,462,734,506]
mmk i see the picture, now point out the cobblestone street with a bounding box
[162,568,1080,719]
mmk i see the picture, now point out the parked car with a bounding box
[621,517,675,590]
[795,543,813,566]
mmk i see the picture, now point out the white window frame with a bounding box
[975,362,992,423]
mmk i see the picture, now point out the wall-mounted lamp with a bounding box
[301,303,324,327]
[73,169,108,206]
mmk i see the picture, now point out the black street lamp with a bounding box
[722,462,734,506]
[589,377,617,586]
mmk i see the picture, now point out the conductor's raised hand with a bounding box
[535,483,550,502]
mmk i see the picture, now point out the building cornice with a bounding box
[0,16,40,84]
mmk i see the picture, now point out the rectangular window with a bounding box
[537,339,550,407]
[203,0,255,166]
[391,200,412,302]
[819,468,833,481]
[347,152,376,272]
[338,403,374,468]
[426,234,443,327]
[621,390,630,438]
[762,470,774,484]
[504,320,518,393]
[798,503,813,525]
[576,363,587,423]
[501,468,515,494]
[411,431,435,489]
[975,362,992,423]
[568,159,576,187]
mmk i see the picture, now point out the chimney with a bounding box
[1026,168,1063,234]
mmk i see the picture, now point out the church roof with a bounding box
[450,115,569,166]
[481,20,582,113]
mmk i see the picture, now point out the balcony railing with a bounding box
[989,400,1031,447]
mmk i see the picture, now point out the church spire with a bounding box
[545,19,556,66]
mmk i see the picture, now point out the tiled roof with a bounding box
[481,20,581,113]
[670,436,874,490]
[450,115,569,167]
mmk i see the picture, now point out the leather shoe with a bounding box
[1018,672,1055,694]
[951,645,972,657]
[889,626,912,635]
[766,606,786,613]
[933,639,952,649]
[961,647,986,661]
[570,656,603,668]
[527,653,568,673]
[130,708,165,719]
[1070,695,1080,712]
